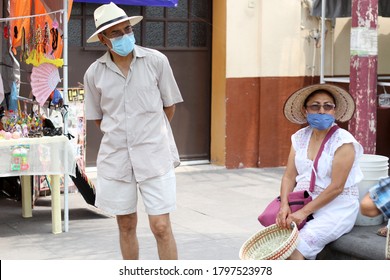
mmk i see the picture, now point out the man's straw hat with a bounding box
[283,84,356,124]
[87,2,143,43]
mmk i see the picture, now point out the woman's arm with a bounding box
[276,145,298,228]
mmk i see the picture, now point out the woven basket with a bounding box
[239,223,299,260]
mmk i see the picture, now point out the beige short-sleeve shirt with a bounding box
[84,45,183,182]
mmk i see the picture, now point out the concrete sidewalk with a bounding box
[0,165,285,260]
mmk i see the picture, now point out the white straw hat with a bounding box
[87,2,143,43]
[283,84,356,124]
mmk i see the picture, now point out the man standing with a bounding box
[84,2,183,260]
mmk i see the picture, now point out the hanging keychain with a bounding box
[50,19,59,55]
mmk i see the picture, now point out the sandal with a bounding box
[377,226,388,237]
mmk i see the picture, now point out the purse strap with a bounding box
[309,125,340,192]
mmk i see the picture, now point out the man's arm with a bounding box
[95,119,102,128]
[163,105,176,122]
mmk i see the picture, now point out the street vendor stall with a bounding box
[0,0,74,233]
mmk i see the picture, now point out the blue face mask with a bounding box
[109,33,135,56]
[307,113,335,130]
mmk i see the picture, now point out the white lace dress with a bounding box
[291,125,364,259]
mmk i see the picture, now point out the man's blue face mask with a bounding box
[307,113,335,130]
[108,33,135,56]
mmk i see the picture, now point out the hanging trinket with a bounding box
[50,26,58,54]
[13,26,18,39]
[43,22,49,54]
[20,27,29,62]
[3,26,9,39]
[35,25,43,55]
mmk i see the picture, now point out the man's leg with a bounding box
[360,192,381,217]
[117,213,139,260]
[149,213,177,260]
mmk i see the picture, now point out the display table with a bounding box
[0,135,76,234]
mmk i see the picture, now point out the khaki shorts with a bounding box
[95,168,176,216]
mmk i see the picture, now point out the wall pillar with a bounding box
[349,0,378,154]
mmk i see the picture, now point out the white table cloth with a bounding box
[0,135,76,233]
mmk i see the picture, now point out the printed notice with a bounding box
[350,27,378,56]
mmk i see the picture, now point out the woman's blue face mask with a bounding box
[307,113,335,130]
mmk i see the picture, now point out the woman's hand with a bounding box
[286,209,307,228]
[276,203,291,228]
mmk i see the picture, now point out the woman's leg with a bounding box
[287,249,305,260]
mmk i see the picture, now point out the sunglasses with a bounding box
[306,104,336,112]
[102,25,133,39]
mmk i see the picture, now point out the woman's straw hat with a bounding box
[87,2,143,43]
[283,83,356,124]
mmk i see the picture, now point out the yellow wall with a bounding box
[210,0,227,165]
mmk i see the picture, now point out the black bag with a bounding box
[70,163,96,206]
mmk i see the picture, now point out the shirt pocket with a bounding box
[132,83,162,113]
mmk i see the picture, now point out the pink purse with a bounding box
[258,125,339,230]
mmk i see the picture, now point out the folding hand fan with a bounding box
[31,63,61,106]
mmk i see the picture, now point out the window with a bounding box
[69,0,210,50]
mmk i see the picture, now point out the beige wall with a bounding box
[333,17,390,75]
[226,0,261,77]
[211,0,390,167]
[225,0,390,78]
[227,0,315,77]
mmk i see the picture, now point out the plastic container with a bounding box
[355,154,389,226]
[378,93,390,108]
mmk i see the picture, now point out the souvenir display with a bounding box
[10,145,30,171]
[0,108,43,139]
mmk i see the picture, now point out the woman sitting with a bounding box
[277,84,363,260]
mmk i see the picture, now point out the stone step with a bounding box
[317,223,388,260]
